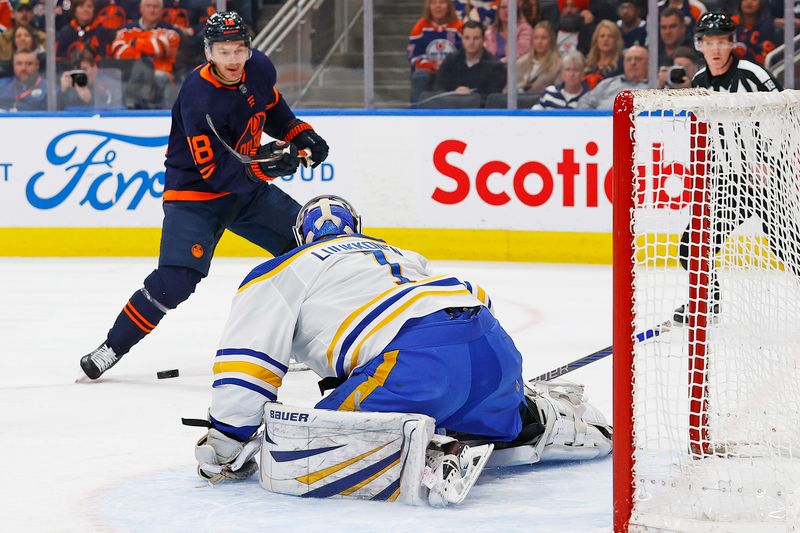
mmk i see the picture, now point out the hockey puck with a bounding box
[156,369,180,379]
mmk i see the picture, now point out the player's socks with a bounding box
[106,288,168,358]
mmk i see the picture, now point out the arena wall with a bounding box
[0,109,691,262]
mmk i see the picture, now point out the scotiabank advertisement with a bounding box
[0,112,690,232]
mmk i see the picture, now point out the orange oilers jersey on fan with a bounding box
[163,49,299,199]
[110,22,180,74]
[407,19,463,72]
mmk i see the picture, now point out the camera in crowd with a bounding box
[667,65,687,88]
[65,70,89,88]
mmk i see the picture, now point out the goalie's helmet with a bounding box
[293,195,362,246]
[695,12,736,38]
[204,11,251,49]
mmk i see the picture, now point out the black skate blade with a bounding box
[74,373,98,384]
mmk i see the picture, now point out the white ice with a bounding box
[0,258,613,532]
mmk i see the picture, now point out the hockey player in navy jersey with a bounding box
[79,11,329,380]
[189,195,612,506]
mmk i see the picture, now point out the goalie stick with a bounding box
[530,321,671,382]
[204,114,312,166]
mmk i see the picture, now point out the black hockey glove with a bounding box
[283,119,329,168]
[245,141,300,182]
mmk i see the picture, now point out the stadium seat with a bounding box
[415,91,482,108]
[484,92,543,109]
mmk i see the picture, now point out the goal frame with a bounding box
[612,90,713,532]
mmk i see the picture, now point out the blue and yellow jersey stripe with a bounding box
[212,347,288,401]
[328,276,470,377]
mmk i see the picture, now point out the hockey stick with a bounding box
[204,113,312,166]
[529,320,672,382]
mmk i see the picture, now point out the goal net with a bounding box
[613,89,800,532]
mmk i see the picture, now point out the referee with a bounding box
[691,12,780,92]
[674,12,795,324]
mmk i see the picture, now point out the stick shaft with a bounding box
[530,321,671,382]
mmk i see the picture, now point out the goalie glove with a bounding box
[283,119,329,168]
[194,428,261,484]
[245,141,300,182]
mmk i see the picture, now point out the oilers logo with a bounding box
[425,39,457,63]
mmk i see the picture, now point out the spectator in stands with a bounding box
[408,0,463,103]
[10,0,35,29]
[658,0,705,28]
[484,0,532,62]
[556,0,594,55]
[0,0,10,32]
[659,6,693,64]
[516,20,561,93]
[657,45,700,87]
[433,20,506,104]
[617,0,647,48]
[533,49,589,108]
[161,0,198,76]
[732,0,777,65]
[57,0,114,60]
[584,20,623,88]
[95,0,138,31]
[454,0,497,25]
[32,0,71,30]
[59,48,122,108]
[111,0,180,107]
[0,48,46,110]
[576,44,648,108]
[0,22,44,63]
[770,0,800,35]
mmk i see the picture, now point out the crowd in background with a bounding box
[0,0,793,111]
[407,0,793,108]
[0,0,256,110]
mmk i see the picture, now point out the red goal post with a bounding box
[612,89,800,532]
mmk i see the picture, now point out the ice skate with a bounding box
[79,342,121,380]
[672,300,719,325]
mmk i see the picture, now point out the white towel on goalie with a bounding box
[260,404,434,505]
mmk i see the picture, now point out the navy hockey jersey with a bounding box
[163,49,297,200]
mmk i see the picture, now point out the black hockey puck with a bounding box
[157,369,180,379]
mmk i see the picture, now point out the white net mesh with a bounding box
[626,89,800,530]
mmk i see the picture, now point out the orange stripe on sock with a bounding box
[123,303,152,333]
[126,301,156,329]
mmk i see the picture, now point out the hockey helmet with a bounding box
[204,11,251,49]
[293,195,362,246]
[695,12,736,38]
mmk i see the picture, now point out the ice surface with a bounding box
[0,258,613,532]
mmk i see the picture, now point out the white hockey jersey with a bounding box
[209,234,491,435]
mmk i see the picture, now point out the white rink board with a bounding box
[0,112,694,232]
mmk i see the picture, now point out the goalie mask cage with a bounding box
[613,89,800,532]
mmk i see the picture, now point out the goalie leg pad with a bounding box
[260,404,435,505]
[488,380,612,467]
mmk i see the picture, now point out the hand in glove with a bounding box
[194,428,261,483]
[283,119,329,168]
[245,140,300,182]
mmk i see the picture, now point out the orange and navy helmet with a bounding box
[204,11,250,48]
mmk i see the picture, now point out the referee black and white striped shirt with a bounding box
[692,56,782,92]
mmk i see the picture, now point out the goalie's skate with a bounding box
[672,300,719,325]
[78,342,121,381]
[422,435,493,507]
[488,379,612,467]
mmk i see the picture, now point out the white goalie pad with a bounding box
[488,380,613,468]
[260,404,435,505]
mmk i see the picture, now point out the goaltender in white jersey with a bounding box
[191,195,612,506]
